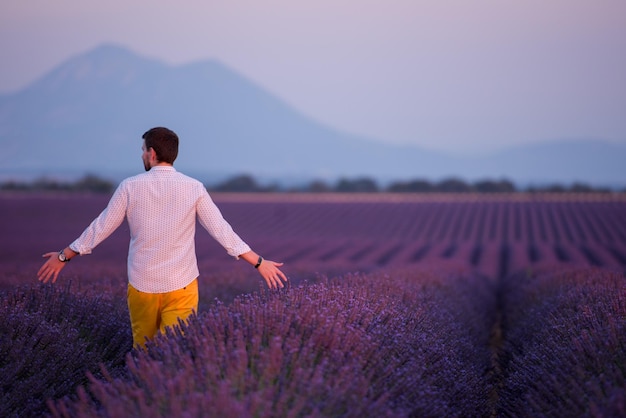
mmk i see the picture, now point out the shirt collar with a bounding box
[150,165,176,172]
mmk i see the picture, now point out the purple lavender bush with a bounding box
[0,283,132,418]
[496,268,626,417]
[3,194,625,416]
[51,270,496,417]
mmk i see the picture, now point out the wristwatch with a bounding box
[254,256,263,269]
[58,250,71,263]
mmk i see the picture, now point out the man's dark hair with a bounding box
[142,127,179,164]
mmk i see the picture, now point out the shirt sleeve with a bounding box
[69,182,128,255]
[196,189,251,258]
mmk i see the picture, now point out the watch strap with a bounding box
[254,256,263,269]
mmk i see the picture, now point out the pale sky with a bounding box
[1,0,625,154]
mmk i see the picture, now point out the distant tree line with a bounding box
[208,174,619,194]
[1,173,621,194]
[0,175,115,193]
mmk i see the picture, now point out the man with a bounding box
[37,127,288,348]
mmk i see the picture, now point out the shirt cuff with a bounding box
[231,243,251,260]
[69,242,88,255]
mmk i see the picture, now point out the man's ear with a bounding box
[149,147,158,162]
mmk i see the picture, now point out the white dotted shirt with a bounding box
[70,166,251,293]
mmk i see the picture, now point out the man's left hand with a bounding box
[37,252,67,283]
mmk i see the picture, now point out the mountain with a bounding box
[1,43,625,187]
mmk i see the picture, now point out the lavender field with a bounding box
[1,192,625,417]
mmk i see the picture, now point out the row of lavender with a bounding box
[48,270,496,417]
[2,266,624,417]
[2,194,625,282]
[497,267,625,416]
[214,196,626,277]
[0,283,132,417]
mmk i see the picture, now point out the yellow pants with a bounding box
[127,279,199,348]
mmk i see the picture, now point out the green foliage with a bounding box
[2,173,619,194]
[210,174,279,192]
[474,179,516,193]
[0,174,114,193]
[208,174,619,193]
[334,177,379,193]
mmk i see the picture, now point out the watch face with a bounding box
[58,252,67,262]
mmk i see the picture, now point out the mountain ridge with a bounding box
[1,44,625,187]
